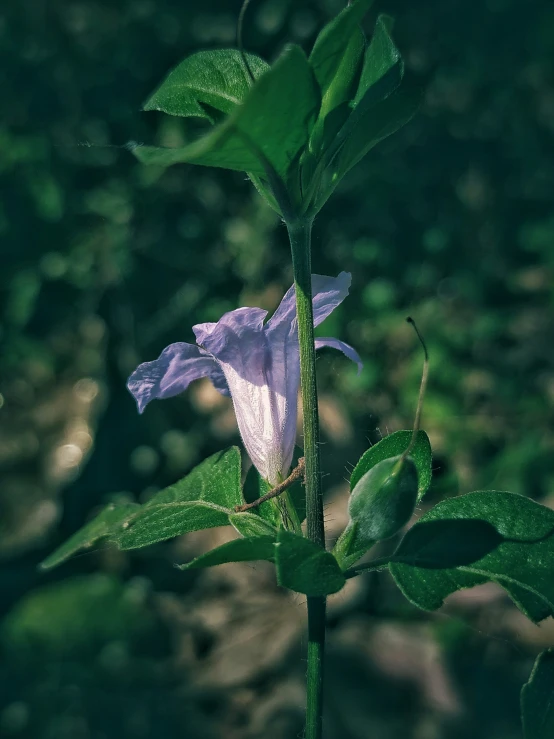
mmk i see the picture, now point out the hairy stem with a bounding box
[287,218,326,739]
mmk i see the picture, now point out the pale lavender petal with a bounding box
[194,306,296,484]
[193,306,267,351]
[315,337,363,374]
[266,272,352,334]
[127,342,228,413]
[312,272,352,327]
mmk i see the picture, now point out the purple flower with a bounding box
[127,272,362,485]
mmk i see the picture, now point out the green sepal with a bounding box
[275,529,345,596]
[521,648,554,739]
[143,49,269,121]
[177,535,276,570]
[334,454,418,569]
[228,512,278,538]
[242,465,281,528]
[333,520,375,571]
[350,430,432,500]
[39,503,140,571]
[388,491,554,623]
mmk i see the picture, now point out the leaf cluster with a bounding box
[132,0,421,219]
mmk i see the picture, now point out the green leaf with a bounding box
[352,15,403,109]
[114,447,242,550]
[177,535,276,570]
[309,0,374,102]
[331,72,421,184]
[143,49,269,121]
[242,465,281,527]
[145,446,241,509]
[115,502,231,551]
[240,452,306,532]
[39,503,140,570]
[133,45,319,178]
[275,529,345,596]
[228,512,278,538]
[521,649,554,739]
[350,430,432,500]
[333,520,375,571]
[388,491,554,623]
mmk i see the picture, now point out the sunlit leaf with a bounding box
[143,49,269,121]
[115,502,231,551]
[39,503,140,570]
[114,447,242,550]
[521,648,554,739]
[144,447,241,509]
[350,430,432,500]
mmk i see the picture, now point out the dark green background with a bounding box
[1,0,553,737]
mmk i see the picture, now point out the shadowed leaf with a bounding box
[350,429,432,500]
[177,535,276,570]
[388,491,554,622]
[521,648,554,739]
[275,529,345,596]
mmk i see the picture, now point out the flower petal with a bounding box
[315,337,363,374]
[312,272,352,327]
[193,306,267,354]
[194,306,296,484]
[127,342,228,413]
[266,272,352,333]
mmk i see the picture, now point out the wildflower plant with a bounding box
[42,1,554,737]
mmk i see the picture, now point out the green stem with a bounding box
[287,218,326,739]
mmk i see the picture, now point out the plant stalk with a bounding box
[287,218,326,739]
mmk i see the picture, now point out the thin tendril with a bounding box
[400,316,429,462]
[238,0,256,84]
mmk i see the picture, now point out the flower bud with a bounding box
[348,454,418,542]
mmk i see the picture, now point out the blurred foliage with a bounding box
[0,0,553,737]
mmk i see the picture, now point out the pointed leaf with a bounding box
[229,512,278,538]
[309,0,374,99]
[134,45,319,178]
[115,501,230,550]
[177,535,276,570]
[144,49,269,120]
[145,447,241,509]
[350,430,432,500]
[352,15,403,109]
[113,447,242,550]
[332,72,422,183]
[39,503,140,570]
[521,649,554,739]
[388,491,554,623]
[275,529,345,596]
